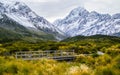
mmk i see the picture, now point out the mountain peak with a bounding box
[68,7,89,18]
[0,0,65,40]
[71,7,87,12]
[61,7,89,24]
[90,11,100,15]
[54,7,120,37]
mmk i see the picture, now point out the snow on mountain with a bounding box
[54,7,120,37]
[0,0,64,37]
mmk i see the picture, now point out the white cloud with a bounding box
[20,0,120,22]
[21,0,58,3]
[84,0,120,14]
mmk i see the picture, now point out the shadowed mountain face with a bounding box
[54,7,120,37]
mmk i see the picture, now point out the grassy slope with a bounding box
[0,26,56,43]
[0,14,56,43]
[62,35,120,43]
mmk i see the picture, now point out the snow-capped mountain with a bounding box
[0,0,65,40]
[54,7,120,37]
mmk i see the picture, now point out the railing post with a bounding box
[54,51,56,56]
[61,50,63,56]
[42,51,43,57]
[16,52,17,59]
[72,50,74,55]
[46,51,49,57]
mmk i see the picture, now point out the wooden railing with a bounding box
[15,50,75,60]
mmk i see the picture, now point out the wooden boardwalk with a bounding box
[15,50,75,61]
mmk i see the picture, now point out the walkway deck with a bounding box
[15,50,75,61]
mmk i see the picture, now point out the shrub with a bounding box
[95,66,116,75]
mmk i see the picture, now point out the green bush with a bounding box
[95,67,116,75]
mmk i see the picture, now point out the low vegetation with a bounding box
[0,35,120,75]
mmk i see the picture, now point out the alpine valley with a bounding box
[0,0,120,42]
[0,0,120,75]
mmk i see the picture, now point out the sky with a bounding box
[20,0,120,22]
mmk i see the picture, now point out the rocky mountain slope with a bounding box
[54,7,120,37]
[0,0,65,40]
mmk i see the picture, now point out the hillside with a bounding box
[62,35,120,42]
[0,14,57,43]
